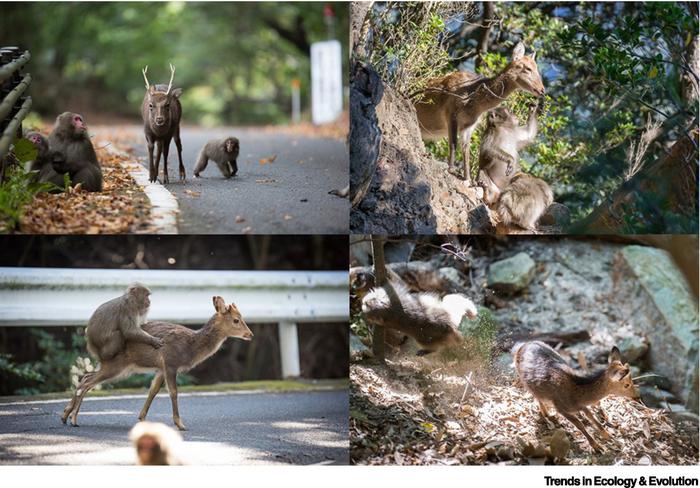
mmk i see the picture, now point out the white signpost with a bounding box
[310,40,343,125]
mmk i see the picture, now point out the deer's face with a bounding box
[606,346,640,400]
[510,56,545,97]
[147,89,178,128]
[212,296,253,341]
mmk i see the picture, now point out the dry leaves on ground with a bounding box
[350,361,698,466]
[20,137,152,234]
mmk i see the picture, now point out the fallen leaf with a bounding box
[184,190,201,197]
[258,154,277,165]
[235,215,245,223]
[283,214,293,221]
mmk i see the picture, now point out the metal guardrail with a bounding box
[0,267,349,378]
[0,46,32,178]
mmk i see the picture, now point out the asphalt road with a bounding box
[0,389,348,465]
[129,126,349,234]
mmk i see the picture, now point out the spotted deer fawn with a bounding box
[61,296,253,431]
[414,42,544,184]
[514,341,639,452]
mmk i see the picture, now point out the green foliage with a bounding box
[367,2,475,97]
[0,353,44,393]
[24,329,87,394]
[0,162,57,233]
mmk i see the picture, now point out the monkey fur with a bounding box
[477,101,541,205]
[86,283,164,361]
[494,172,553,232]
[361,278,478,356]
[193,137,239,178]
[48,112,103,192]
[26,132,66,189]
[129,421,184,465]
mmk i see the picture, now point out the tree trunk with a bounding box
[475,2,496,71]
[370,235,386,363]
[350,1,373,61]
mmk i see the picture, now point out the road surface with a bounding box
[122,126,349,234]
[0,389,348,465]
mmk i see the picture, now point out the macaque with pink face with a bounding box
[47,112,103,191]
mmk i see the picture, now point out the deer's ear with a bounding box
[213,296,226,313]
[148,85,157,95]
[609,346,622,364]
[170,88,183,99]
[512,42,525,61]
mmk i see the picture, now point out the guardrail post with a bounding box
[278,321,301,378]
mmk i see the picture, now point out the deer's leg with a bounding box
[161,137,172,185]
[460,125,475,185]
[61,372,96,424]
[175,128,185,181]
[581,406,611,440]
[139,372,164,421]
[164,368,186,431]
[155,141,164,184]
[146,135,156,183]
[559,411,602,452]
[69,364,124,427]
[447,115,458,175]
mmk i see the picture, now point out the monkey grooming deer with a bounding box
[514,341,640,452]
[477,101,541,206]
[362,277,478,356]
[62,296,253,430]
[142,64,185,184]
[193,137,240,179]
[415,42,544,183]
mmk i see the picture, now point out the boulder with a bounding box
[612,245,699,413]
[487,252,537,294]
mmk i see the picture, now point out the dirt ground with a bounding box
[350,238,699,465]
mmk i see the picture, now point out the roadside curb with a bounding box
[106,146,179,234]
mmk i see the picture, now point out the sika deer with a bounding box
[514,341,640,452]
[61,296,253,431]
[415,42,544,184]
[142,64,186,184]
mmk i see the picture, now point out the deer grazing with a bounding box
[61,296,253,431]
[414,42,544,184]
[141,64,186,184]
[514,341,640,452]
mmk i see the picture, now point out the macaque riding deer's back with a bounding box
[414,42,544,184]
[61,296,253,431]
[141,63,186,184]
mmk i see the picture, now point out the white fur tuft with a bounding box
[441,294,478,326]
[361,287,390,313]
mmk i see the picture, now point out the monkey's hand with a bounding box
[535,96,546,115]
[151,337,165,349]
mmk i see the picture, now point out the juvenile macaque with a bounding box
[362,279,478,356]
[193,137,239,178]
[494,172,553,232]
[477,101,541,205]
[26,132,66,188]
[48,112,103,192]
[129,421,184,465]
[86,283,163,361]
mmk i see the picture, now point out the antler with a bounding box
[166,63,175,95]
[142,65,150,90]
[532,51,537,61]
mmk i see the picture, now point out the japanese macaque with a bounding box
[129,421,184,465]
[361,278,478,356]
[193,137,239,178]
[86,283,163,361]
[48,112,103,192]
[494,172,553,233]
[26,132,65,188]
[477,101,540,205]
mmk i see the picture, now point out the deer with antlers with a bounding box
[141,64,186,184]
